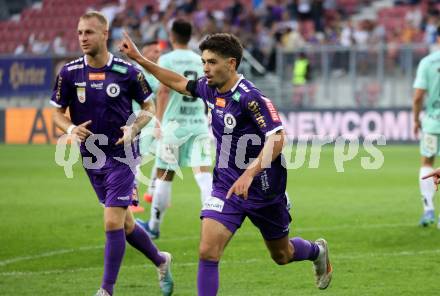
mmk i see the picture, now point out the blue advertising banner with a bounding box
[0,57,53,96]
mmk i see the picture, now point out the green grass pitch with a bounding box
[0,144,439,295]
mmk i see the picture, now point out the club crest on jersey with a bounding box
[76,87,86,103]
[106,83,120,98]
[224,113,236,129]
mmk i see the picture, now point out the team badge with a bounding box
[76,87,86,103]
[106,83,120,98]
[224,113,236,129]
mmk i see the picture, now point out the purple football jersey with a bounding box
[188,75,287,201]
[50,54,153,161]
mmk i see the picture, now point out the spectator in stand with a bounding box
[14,40,29,56]
[100,0,124,25]
[29,32,50,55]
[53,31,67,55]
[292,51,313,107]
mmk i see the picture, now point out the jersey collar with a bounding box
[229,74,244,93]
[84,52,113,68]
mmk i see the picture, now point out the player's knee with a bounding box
[105,219,124,231]
[271,251,290,265]
[199,244,221,261]
[124,219,135,234]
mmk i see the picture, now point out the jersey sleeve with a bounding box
[130,68,154,105]
[243,92,284,136]
[49,67,73,108]
[186,77,211,100]
[413,58,428,90]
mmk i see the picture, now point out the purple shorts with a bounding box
[201,192,292,241]
[85,159,136,208]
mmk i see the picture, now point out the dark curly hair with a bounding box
[199,33,243,70]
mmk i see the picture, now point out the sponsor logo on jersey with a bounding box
[180,106,200,115]
[137,72,150,94]
[56,76,62,101]
[216,97,226,107]
[232,92,241,102]
[224,113,236,129]
[91,82,104,90]
[215,109,224,117]
[247,100,266,128]
[111,64,128,74]
[262,96,281,122]
[117,195,130,201]
[88,72,106,80]
[74,82,86,87]
[67,64,84,71]
[77,87,86,103]
[259,170,269,192]
[106,83,120,98]
[202,196,224,212]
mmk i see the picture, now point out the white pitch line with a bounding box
[0,222,418,268]
[0,246,101,267]
[1,249,439,278]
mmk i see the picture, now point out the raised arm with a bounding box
[154,83,170,139]
[119,32,192,96]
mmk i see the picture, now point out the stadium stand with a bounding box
[0,0,438,109]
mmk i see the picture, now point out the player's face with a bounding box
[77,17,108,57]
[142,44,161,63]
[201,50,236,89]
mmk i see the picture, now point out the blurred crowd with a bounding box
[13,0,440,72]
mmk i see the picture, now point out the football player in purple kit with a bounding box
[50,11,173,296]
[120,32,333,295]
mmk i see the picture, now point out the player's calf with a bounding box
[270,249,292,265]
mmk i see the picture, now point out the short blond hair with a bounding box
[79,11,108,30]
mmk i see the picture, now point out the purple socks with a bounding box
[290,237,320,261]
[102,229,126,295]
[126,224,165,266]
[197,259,219,296]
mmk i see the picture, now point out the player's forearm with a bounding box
[155,86,169,124]
[133,100,155,133]
[413,101,422,121]
[53,108,73,133]
[245,131,285,178]
[412,89,425,122]
[134,56,190,96]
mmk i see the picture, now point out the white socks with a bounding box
[419,166,435,212]
[194,172,213,205]
[147,166,157,195]
[147,172,211,232]
[148,179,172,232]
